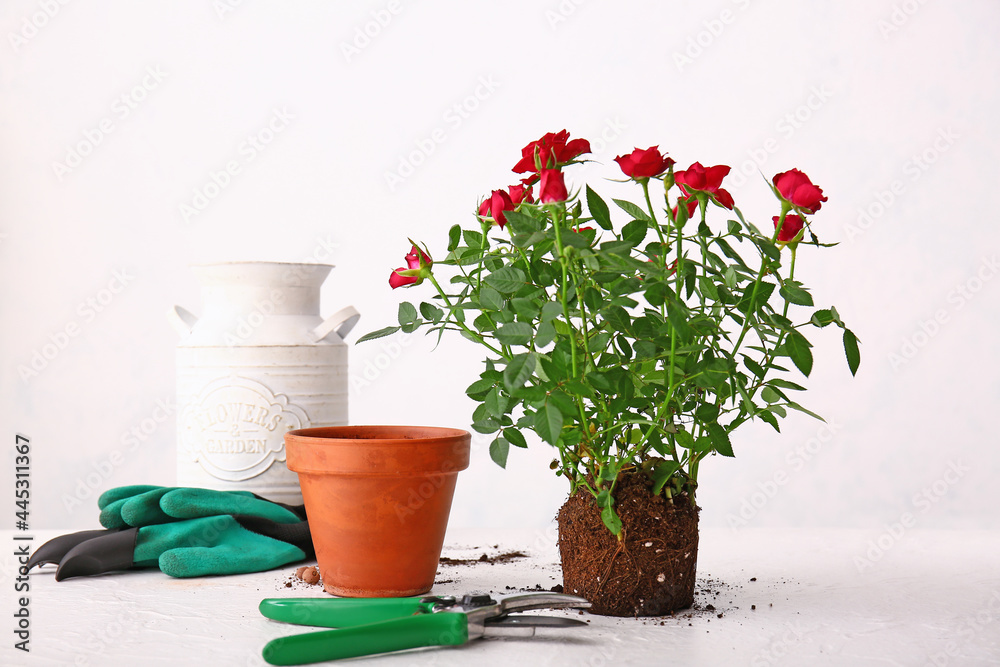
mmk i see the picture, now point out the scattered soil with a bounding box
[438,551,527,566]
[557,471,700,617]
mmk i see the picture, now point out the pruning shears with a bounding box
[259,592,591,664]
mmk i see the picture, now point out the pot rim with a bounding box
[286,425,470,445]
[284,425,472,475]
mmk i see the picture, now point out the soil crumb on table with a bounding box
[438,551,527,566]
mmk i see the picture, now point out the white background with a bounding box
[2,0,997,535]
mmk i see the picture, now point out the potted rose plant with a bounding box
[360,130,860,616]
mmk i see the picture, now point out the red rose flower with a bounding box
[478,189,515,228]
[674,162,734,210]
[389,244,432,289]
[772,214,804,244]
[508,183,533,205]
[772,169,827,213]
[614,146,675,179]
[389,269,417,289]
[405,244,431,269]
[539,169,568,203]
[513,130,591,176]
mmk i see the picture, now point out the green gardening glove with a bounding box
[97,485,305,529]
[27,485,313,580]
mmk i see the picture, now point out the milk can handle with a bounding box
[169,305,199,337]
[311,306,360,342]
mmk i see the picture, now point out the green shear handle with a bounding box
[262,613,468,665]
[259,596,434,628]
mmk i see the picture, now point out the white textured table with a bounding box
[3,527,998,666]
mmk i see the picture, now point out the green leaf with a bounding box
[503,353,536,392]
[760,386,781,404]
[785,330,814,377]
[397,302,418,326]
[786,401,824,421]
[715,238,748,269]
[844,329,861,376]
[419,302,443,321]
[462,229,484,249]
[479,286,504,311]
[707,422,734,457]
[511,297,541,319]
[651,460,682,495]
[495,321,533,346]
[485,387,509,418]
[666,303,694,344]
[613,198,652,222]
[503,427,528,449]
[447,224,461,252]
[810,308,836,328]
[484,267,526,293]
[602,305,631,333]
[356,325,400,343]
[739,281,776,314]
[534,321,556,348]
[533,402,563,446]
[601,506,623,535]
[489,437,509,468]
[768,378,806,391]
[540,301,563,322]
[504,209,540,233]
[743,355,766,379]
[472,419,499,434]
[621,219,648,247]
[695,402,719,422]
[779,280,814,307]
[675,429,695,450]
[586,186,613,230]
[465,377,495,398]
[758,410,781,432]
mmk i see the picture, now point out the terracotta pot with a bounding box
[557,472,699,616]
[284,425,470,597]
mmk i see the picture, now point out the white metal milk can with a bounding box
[169,262,359,505]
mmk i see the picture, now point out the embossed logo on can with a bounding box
[180,375,309,481]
